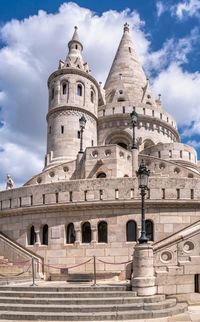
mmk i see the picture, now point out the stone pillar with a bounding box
[75,228,81,244]
[35,229,41,245]
[132,243,157,296]
[91,227,97,243]
[132,148,138,176]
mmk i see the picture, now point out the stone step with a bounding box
[0,290,140,298]
[0,303,187,320]
[0,299,177,313]
[0,285,130,292]
[0,295,167,305]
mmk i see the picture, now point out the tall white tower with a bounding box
[45,27,102,168]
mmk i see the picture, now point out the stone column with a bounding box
[91,227,97,243]
[132,148,138,177]
[35,229,41,245]
[75,228,81,245]
[132,243,157,296]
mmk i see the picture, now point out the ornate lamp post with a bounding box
[79,115,87,153]
[130,110,138,149]
[137,160,150,244]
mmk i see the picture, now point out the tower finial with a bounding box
[124,23,129,33]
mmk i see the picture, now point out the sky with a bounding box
[0,0,199,188]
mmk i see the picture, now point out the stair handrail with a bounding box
[0,231,44,273]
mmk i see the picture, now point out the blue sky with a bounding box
[0,0,199,187]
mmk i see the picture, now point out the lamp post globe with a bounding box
[137,160,150,244]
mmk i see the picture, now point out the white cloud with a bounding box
[0,2,148,188]
[186,139,200,149]
[156,1,166,17]
[152,64,200,128]
[172,0,200,19]
[145,27,198,74]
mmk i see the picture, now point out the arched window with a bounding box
[42,224,48,245]
[145,220,154,241]
[62,83,67,95]
[77,84,82,96]
[96,172,106,178]
[91,90,94,103]
[67,223,76,244]
[82,222,91,243]
[30,225,36,245]
[117,142,128,150]
[98,221,107,243]
[51,87,54,100]
[126,220,137,242]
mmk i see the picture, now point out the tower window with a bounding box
[67,223,76,244]
[123,106,125,114]
[162,189,165,199]
[30,226,36,245]
[49,126,51,134]
[169,150,172,158]
[112,107,115,114]
[97,172,106,178]
[62,83,67,95]
[90,90,94,103]
[51,87,54,100]
[152,110,154,117]
[145,220,154,241]
[98,221,108,243]
[77,84,82,96]
[61,125,64,134]
[82,222,91,243]
[77,131,80,139]
[143,108,145,115]
[129,47,131,53]
[91,140,94,146]
[126,220,137,242]
[191,189,194,200]
[177,189,180,199]
[180,150,182,158]
[75,44,78,49]
[42,225,48,245]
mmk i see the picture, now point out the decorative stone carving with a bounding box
[183,241,194,253]
[6,175,14,190]
[160,250,173,263]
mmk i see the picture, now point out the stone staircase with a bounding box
[0,285,187,320]
[0,256,32,285]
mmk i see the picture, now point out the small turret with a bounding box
[59,26,89,73]
[45,27,102,168]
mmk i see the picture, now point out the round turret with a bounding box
[45,27,101,168]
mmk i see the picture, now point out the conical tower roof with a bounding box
[104,23,154,105]
[59,26,90,73]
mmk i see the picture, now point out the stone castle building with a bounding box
[1,23,200,295]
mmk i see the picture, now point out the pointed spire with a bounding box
[104,24,155,106]
[68,26,83,51]
[71,26,80,42]
[59,26,90,73]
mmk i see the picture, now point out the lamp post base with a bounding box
[132,243,157,296]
